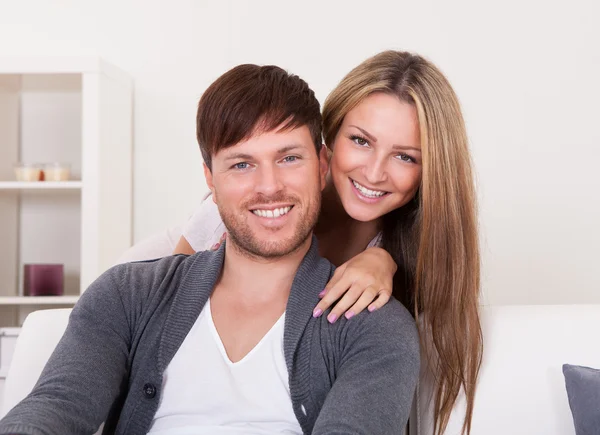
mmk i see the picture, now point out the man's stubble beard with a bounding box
[217,191,321,260]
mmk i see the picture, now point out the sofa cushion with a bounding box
[563,364,600,435]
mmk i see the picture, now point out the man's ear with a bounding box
[203,163,217,203]
[318,144,329,190]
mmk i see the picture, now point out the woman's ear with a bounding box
[324,143,333,161]
[319,144,329,189]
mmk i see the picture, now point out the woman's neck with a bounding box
[315,180,381,267]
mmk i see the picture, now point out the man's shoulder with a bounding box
[117,248,221,273]
[78,250,222,317]
[342,297,419,355]
[110,253,193,284]
[375,298,419,338]
[93,250,220,297]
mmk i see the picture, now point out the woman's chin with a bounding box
[342,200,385,223]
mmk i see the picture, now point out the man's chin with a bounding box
[231,235,311,259]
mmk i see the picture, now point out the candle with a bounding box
[14,163,43,182]
[23,264,64,296]
[44,163,71,182]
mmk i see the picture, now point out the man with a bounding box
[0,64,419,435]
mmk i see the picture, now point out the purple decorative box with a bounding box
[23,264,64,296]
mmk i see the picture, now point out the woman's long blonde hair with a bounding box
[323,50,483,435]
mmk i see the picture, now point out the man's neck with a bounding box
[217,237,313,303]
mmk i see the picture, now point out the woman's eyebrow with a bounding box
[349,125,377,143]
[392,144,421,153]
[350,124,421,152]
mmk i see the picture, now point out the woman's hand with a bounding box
[312,247,397,323]
[210,232,227,251]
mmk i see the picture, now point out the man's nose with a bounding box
[255,165,284,195]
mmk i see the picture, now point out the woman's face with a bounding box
[329,92,422,222]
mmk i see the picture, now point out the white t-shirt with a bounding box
[147,299,301,435]
[115,193,223,264]
[181,193,227,252]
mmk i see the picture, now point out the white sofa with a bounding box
[2,305,600,434]
[0,309,72,418]
[412,304,600,435]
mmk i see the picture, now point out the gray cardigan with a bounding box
[0,239,420,435]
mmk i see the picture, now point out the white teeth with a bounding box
[252,206,292,218]
[352,180,386,198]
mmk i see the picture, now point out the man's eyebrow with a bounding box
[277,144,305,154]
[349,125,377,143]
[222,145,305,161]
[224,153,254,161]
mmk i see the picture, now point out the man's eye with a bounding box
[351,135,369,147]
[282,155,299,163]
[233,162,250,170]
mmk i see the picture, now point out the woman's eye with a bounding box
[396,153,415,163]
[351,135,369,147]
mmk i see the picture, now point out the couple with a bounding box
[0,51,482,435]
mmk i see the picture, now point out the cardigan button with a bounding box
[143,383,157,398]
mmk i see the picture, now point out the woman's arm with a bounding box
[173,235,196,255]
[173,193,227,254]
[313,247,397,323]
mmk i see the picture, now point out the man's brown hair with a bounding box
[197,64,322,169]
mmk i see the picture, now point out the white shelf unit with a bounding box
[0,56,133,329]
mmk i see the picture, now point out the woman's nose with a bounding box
[363,154,388,185]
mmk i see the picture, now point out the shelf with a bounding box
[0,296,79,305]
[0,181,82,190]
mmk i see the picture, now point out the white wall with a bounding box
[0,0,598,305]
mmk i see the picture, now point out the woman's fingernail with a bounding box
[327,313,338,323]
[368,305,377,312]
[345,311,355,320]
[313,308,323,318]
[318,289,327,297]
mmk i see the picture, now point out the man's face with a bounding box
[205,125,328,259]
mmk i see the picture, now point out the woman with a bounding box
[322,51,482,435]
[142,50,482,434]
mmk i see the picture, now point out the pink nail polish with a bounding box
[318,289,327,297]
[313,308,323,318]
[345,311,355,320]
[328,313,337,323]
[368,305,377,312]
